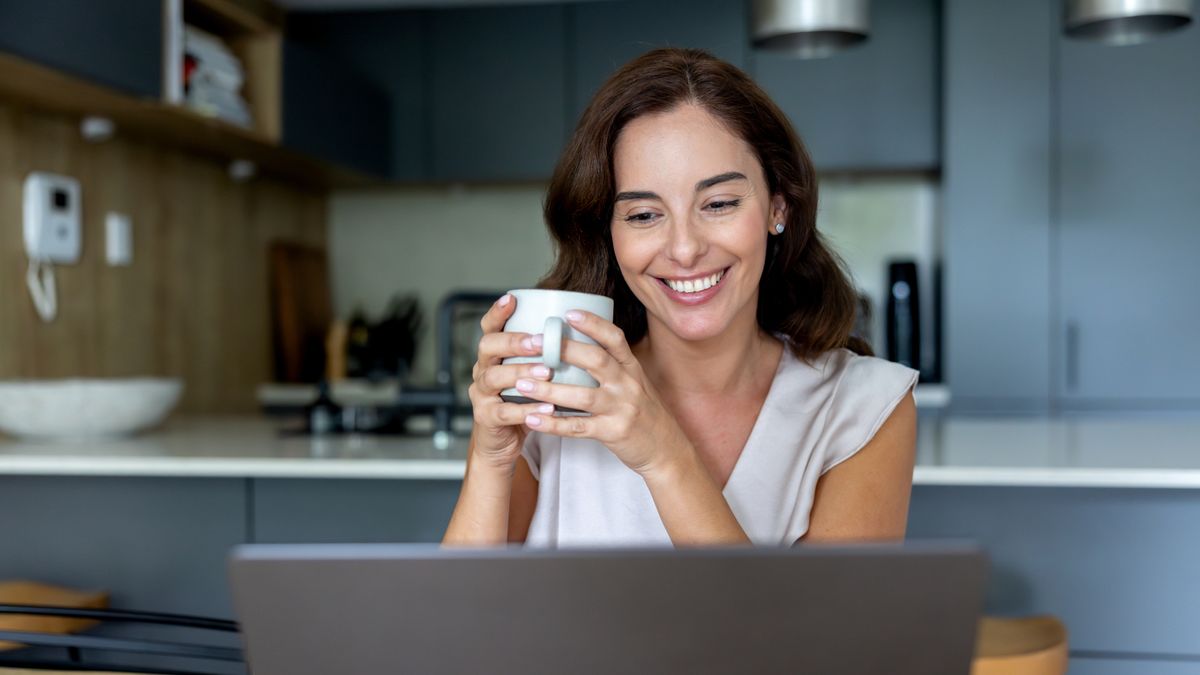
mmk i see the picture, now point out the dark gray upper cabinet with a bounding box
[568,0,749,126]
[287,11,426,181]
[0,0,162,98]
[940,0,1056,410]
[427,5,567,182]
[941,0,1054,413]
[1056,24,1200,406]
[282,38,391,178]
[750,0,939,171]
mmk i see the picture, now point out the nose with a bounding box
[665,216,706,269]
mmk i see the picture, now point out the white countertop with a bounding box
[1,414,1199,488]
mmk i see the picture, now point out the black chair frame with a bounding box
[0,603,242,675]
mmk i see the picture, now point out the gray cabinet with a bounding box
[1055,25,1200,406]
[0,476,246,618]
[286,10,427,181]
[568,0,749,125]
[0,0,162,98]
[943,0,1200,412]
[282,38,392,177]
[252,479,460,543]
[427,5,568,181]
[749,0,939,171]
[941,0,1054,412]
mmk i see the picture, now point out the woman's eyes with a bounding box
[621,199,741,224]
[705,199,741,212]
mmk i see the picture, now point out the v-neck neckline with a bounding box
[719,339,792,495]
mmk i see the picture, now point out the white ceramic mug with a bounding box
[500,289,615,415]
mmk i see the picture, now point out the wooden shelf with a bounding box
[187,0,284,35]
[0,51,380,189]
[167,0,284,143]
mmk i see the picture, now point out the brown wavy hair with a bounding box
[538,47,871,361]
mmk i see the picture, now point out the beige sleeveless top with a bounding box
[520,343,919,547]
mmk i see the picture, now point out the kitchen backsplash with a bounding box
[329,175,937,385]
[0,103,327,413]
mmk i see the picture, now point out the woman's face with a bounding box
[610,103,784,344]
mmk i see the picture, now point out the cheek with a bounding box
[723,217,769,264]
[610,227,655,273]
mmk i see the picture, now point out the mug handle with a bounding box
[542,316,564,369]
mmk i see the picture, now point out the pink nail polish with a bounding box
[498,293,511,306]
[565,310,583,322]
[537,403,554,414]
[531,365,550,378]
[525,415,541,427]
[531,334,543,347]
[516,379,534,392]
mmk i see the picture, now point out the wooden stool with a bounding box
[0,580,109,652]
[971,615,1069,675]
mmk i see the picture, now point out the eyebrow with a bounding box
[614,171,749,202]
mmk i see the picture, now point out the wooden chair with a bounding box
[972,615,1069,675]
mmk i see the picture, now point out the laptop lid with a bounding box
[229,542,987,675]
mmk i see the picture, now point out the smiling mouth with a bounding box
[655,267,730,294]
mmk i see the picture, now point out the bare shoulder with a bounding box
[800,391,917,543]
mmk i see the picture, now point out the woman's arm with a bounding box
[800,391,918,543]
[442,435,540,546]
[641,445,753,546]
[442,437,516,546]
[506,458,539,543]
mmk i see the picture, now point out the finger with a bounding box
[558,339,618,381]
[524,410,595,438]
[478,331,543,365]
[478,362,555,396]
[479,293,517,334]
[513,378,600,413]
[565,310,637,367]
[492,401,556,426]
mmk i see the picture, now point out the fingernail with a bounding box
[565,310,583,323]
[531,365,550,378]
[531,334,543,347]
[525,415,542,427]
[537,403,554,414]
[498,293,511,307]
[516,379,534,392]
[520,336,533,350]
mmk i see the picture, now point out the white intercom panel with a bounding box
[23,172,81,264]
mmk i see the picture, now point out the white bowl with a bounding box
[0,378,183,440]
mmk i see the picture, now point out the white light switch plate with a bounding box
[105,212,132,266]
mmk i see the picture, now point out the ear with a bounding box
[770,194,787,228]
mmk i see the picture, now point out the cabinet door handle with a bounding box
[1065,321,1079,392]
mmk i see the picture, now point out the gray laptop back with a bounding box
[229,542,987,675]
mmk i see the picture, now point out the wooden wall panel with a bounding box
[0,102,326,413]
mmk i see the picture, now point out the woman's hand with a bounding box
[515,310,691,477]
[467,293,557,473]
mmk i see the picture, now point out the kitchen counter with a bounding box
[1,414,1200,488]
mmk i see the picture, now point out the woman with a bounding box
[443,48,918,547]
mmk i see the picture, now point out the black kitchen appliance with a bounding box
[884,259,944,383]
[886,261,921,371]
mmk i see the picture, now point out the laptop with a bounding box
[229,542,987,675]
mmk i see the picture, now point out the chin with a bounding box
[660,312,732,342]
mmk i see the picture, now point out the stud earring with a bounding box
[774,222,785,234]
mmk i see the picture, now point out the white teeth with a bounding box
[664,269,725,294]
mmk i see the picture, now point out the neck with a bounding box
[635,306,778,398]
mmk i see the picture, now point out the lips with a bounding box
[655,266,730,306]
